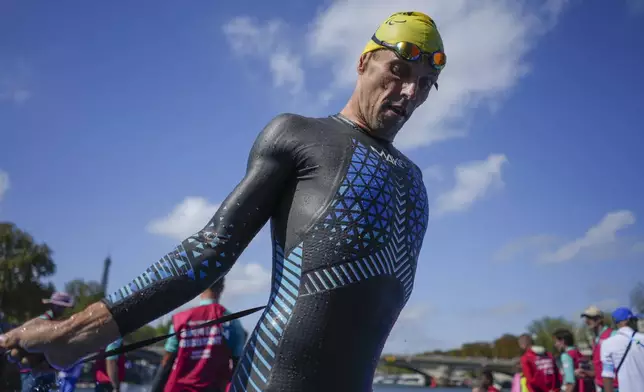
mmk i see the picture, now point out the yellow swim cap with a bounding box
[362,11,445,61]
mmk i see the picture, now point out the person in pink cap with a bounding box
[20,292,75,392]
[40,292,75,320]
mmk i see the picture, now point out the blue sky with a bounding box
[1,0,643,353]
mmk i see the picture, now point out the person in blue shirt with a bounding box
[94,338,124,392]
[554,328,593,392]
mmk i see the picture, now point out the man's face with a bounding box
[553,338,564,352]
[583,316,600,330]
[356,49,439,141]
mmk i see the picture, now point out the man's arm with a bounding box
[48,114,298,366]
[520,355,536,387]
[600,338,616,392]
[105,339,122,391]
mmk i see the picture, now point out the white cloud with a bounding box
[493,235,559,262]
[0,170,9,201]
[423,165,444,182]
[222,262,271,297]
[494,210,640,264]
[223,0,570,150]
[222,17,304,96]
[433,154,508,215]
[147,196,220,240]
[539,210,636,263]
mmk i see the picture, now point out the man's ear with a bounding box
[357,52,371,75]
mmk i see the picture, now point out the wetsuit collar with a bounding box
[332,113,392,144]
[199,298,218,306]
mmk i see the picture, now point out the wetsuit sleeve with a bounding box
[164,325,178,353]
[102,114,297,336]
[560,353,575,385]
[600,339,615,379]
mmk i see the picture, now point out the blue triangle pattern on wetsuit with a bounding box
[232,242,303,392]
[105,245,194,305]
[314,141,394,252]
[302,139,428,302]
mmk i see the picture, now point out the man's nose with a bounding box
[401,81,418,100]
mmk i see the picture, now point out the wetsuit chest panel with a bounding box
[301,138,428,303]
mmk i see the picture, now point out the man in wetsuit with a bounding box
[0,10,445,391]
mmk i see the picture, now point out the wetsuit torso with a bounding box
[104,113,429,391]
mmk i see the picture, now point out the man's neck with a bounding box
[340,100,369,131]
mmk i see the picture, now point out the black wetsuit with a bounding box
[104,113,429,391]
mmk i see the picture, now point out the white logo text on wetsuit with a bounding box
[370,146,406,168]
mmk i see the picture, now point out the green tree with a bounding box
[63,279,105,316]
[526,316,576,354]
[0,222,56,323]
[492,334,521,358]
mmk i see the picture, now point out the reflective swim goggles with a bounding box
[371,34,447,71]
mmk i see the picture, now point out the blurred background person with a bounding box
[150,278,246,392]
[93,338,125,392]
[600,307,644,392]
[553,328,593,392]
[579,305,617,392]
[20,292,75,392]
[519,333,561,392]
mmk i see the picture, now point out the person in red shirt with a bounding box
[149,278,245,392]
[577,306,616,392]
[519,334,562,392]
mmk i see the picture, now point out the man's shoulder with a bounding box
[603,332,626,346]
[254,113,331,150]
[264,113,327,133]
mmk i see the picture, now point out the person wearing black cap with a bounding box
[599,307,644,392]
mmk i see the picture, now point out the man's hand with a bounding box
[0,302,121,372]
[0,317,65,374]
[573,368,586,378]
